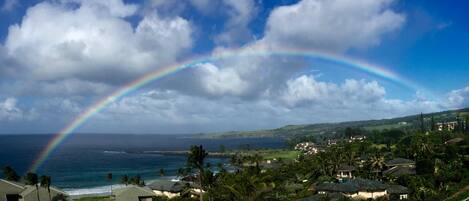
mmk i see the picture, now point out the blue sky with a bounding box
[0,0,468,134]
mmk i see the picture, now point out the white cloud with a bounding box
[280,75,386,107]
[0,98,35,121]
[215,0,256,46]
[446,86,469,108]
[262,0,405,52]
[195,63,249,96]
[3,0,192,91]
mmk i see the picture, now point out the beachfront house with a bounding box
[114,185,156,201]
[386,184,409,200]
[147,180,190,198]
[0,179,68,201]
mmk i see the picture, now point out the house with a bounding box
[302,192,346,201]
[349,135,366,142]
[147,180,201,199]
[383,158,416,177]
[0,179,68,201]
[436,121,459,131]
[336,164,355,179]
[316,179,387,199]
[315,178,408,200]
[295,142,324,155]
[113,185,156,201]
[386,184,409,200]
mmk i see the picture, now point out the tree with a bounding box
[107,173,113,196]
[420,113,426,133]
[40,175,52,201]
[369,154,385,178]
[25,172,40,201]
[431,115,436,131]
[159,168,165,177]
[3,166,20,181]
[121,175,128,186]
[187,145,208,201]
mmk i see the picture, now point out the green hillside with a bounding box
[196,108,469,139]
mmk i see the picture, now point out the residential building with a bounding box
[336,164,355,179]
[0,179,68,201]
[383,158,416,177]
[114,185,156,201]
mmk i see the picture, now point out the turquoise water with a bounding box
[0,134,285,194]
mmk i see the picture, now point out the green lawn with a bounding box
[259,150,299,160]
[73,196,112,201]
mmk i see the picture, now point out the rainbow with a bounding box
[28,47,426,172]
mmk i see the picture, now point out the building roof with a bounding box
[0,179,26,189]
[385,184,409,194]
[337,164,355,171]
[114,186,155,201]
[20,185,67,197]
[316,179,387,193]
[147,180,188,192]
[383,166,416,176]
[385,158,415,166]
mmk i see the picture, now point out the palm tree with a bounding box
[3,166,20,181]
[40,175,52,201]
[107,173,113,196]
[159,168,165,177]
[187,145,208,201]
[369,154,385,178]
[25,172,40,201]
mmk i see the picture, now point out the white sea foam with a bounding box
[102,150,126,154]
[64,184,125,196]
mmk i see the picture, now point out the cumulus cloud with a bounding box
[262,0,405,52]
[195,63,249,96]
[0,98,36,121]
[3,0,192,90]
[446,86,469,108]
[215,0,256,46]
[280,75,386,107]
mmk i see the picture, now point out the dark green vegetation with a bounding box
[166,109,469,201]
[197,108,469,139]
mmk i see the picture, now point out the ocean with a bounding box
[0,134,285,195]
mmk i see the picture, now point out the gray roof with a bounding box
[385,158,415,166]
[337,164,355,171]
[385,184,408,194]
[147,180,188,192]
[383,166,416,176]
[316,179,387,193]
[114,186,155,201]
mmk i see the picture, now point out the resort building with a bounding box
[0,179,68,201]
[336,164,355,179]
[348,135,366,142]
[294,142,324,155]
[147,180,187,198]
[316,179,387,199]
[315,178,408,200]
[436,121,459,131]
[147,180,203,199]
[383,158,416,177]
[114,185,156,201]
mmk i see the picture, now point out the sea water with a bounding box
[0,134,285,195]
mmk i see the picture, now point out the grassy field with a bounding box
[74,196,112,201]
[251,149,299,160]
